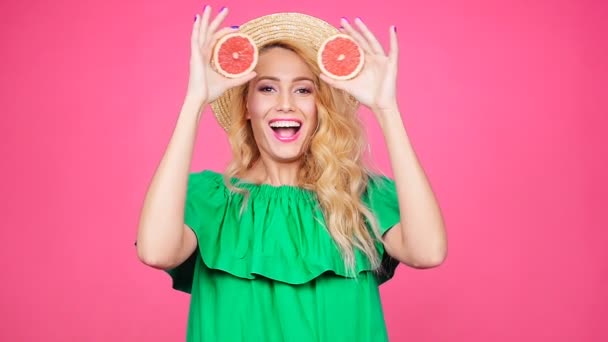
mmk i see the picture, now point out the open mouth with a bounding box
[269,119,302,142]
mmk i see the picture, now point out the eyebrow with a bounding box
[255,76,315,83]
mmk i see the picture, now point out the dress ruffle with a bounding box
[167,170,401,293]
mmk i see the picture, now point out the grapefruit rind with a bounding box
[212,32,259,79]
[317,34,364,81]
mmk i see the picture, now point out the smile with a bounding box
[269,119,302,142]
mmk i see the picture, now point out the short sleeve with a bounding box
[183,172,204,232]
[362,174,402,284]
[164,171,209,294]
[363,174,401,235]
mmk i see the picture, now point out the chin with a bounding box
[265,145,308,163]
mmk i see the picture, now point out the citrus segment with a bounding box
[212,33,259,78]
[317,34,364,80]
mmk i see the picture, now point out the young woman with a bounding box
[136,6,447,341]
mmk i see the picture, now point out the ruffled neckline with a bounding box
[202,170,318,201]
[166,169,401,293]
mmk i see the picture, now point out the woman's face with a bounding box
[246,47,318,164]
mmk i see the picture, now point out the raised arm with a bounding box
[136,6,256,269]
[321,18,447,268]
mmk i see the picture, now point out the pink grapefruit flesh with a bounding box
[317,34,364,80]
[213,33,258,78]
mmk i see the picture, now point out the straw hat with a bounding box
[209,12,359,131]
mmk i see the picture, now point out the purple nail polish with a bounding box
[220,6,226,11]
[194,15,197,22]
[394,26,397,32]
[231,25,239,29]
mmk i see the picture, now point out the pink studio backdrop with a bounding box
[1,0,606,341]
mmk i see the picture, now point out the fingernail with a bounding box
[341,17,348,22]
[204,4,209,10]
[231,25,239,29]
[220,6,226,12]
[356,17,362,22]
[393,25,397,32]
[194,15,197,22]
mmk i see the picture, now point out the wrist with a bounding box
[373,105,401,126]
[183,94,206,110]
[184,92,206,106]
[181,96,206,121]
[371,100,399,115]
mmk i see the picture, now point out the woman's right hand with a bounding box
[186,6,256,106]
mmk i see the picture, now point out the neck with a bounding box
[249,158,301,186]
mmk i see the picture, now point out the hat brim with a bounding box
[209,12,357,131]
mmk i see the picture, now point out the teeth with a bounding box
[269,120,301,128]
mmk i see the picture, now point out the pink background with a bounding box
[1,0,606,340]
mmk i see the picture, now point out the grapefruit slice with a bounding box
[212,32,258,78]
[317,34,364,80]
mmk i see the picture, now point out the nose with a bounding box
[276,91,294,112]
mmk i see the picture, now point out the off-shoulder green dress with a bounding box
[166,170,400,341]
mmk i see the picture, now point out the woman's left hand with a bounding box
[320,17,399,115]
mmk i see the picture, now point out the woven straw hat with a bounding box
[209,12,358,131]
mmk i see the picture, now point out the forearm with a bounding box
[376,108,447,265]
[136,97,204,266]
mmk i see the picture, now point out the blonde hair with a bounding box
[223,40,384,275]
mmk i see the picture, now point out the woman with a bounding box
[136,6,447,341]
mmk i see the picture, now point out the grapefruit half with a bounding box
[212,32,258,78]
[317,34,364,80]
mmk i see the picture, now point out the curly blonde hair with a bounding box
[222,40,384,275]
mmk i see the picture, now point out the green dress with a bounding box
[166,170,401,341]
